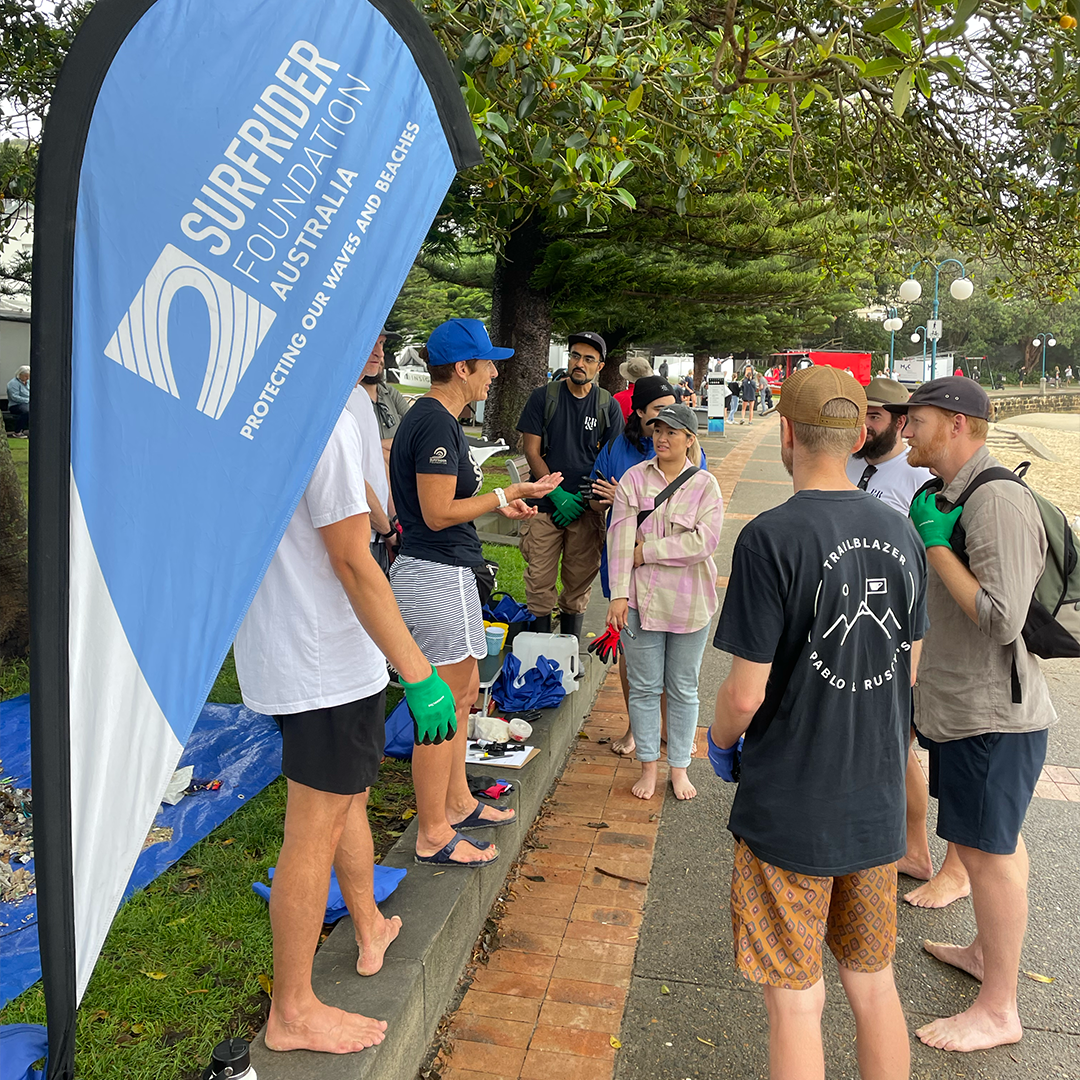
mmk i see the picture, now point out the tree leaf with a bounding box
[258,972,274,996]
[610,1036,622,1048]
[1023,970,1054,983]
[862,58,905,78]
[914,68,932,98]
[882,27,913,54]
[893,67,914,117]
[675,143,690,168]
[532,134,553,162]
[863,6,911,35]
[490,43,514,67]
[612,187,637,209]
[609,159,634,183]
[626,83,644,112]
[141,971,168,980]
[799,88,816,110]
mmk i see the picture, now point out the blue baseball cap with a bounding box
[426,319,515,366]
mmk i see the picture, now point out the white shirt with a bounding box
[235,409,388,714]
[846,445,933,515]
[346,386,389,531]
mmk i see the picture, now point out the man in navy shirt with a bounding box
[517,331,623,636]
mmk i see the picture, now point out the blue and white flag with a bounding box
[30,0,478,1067]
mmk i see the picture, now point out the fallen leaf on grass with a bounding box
[184,989,209,995]
[697,1036,717,1047]
[585,821,609,829]
[177,866,204,878]
[402,808,416,820]
[166,916,188,927]
[1023,970,1054,983]
[257,973,273,997]
[87,1009,110,1022]
[609,1036,622,1048]
[577,731,590,739]
[140,971,168,980]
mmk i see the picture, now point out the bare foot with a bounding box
[923,939,984,981]
[904,867,970,908]
[670,767,697,800]
[356,914,402,977]
[265,999,387,1053]
[896,854,934,880]
[611,729,636,757]
[632,761,658,800]
[916,1003,1022,1052]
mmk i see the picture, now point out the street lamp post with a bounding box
[1032,333,1058,393]
[909,326,928,369]
[882,308,903,378]
[897,259,974,381]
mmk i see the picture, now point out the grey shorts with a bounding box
[390,555,486,667]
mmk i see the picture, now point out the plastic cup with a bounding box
[485,626,504,655]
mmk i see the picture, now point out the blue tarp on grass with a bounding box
[0,695,282,1009]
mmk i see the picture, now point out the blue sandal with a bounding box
[452,802,516,831]
[414,832,498,867]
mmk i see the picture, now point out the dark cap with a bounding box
[631,375,676,412]
[882,376,991,420]
[380,327,403,341]
[647,403,699,435]
[777,366,866,428]
[567,331,607,361]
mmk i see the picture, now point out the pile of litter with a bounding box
[0,774,34,905]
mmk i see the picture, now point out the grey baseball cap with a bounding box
[882,376,991,420]
[647,403,699,434]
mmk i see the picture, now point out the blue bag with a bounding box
[384,697,415,760]
[252,864,407,923]
[492,654,566,712]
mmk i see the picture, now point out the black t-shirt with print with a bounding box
[391,397,483,567]
[517,382,624,514]
[713,489,929,877]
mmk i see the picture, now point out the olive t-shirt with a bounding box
[390,397,483,567]
[713,489,929,876]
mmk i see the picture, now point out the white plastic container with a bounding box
[512,632,580,694]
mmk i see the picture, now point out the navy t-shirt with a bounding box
[714,490,929,876]
[390,397,483,567]
[517,382,624,514]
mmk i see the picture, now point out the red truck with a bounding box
[767,350,873,388]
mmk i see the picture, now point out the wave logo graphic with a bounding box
[104,244,277,420]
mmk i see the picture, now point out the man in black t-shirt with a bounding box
[517,331,624,635]
[709,366,927,1080]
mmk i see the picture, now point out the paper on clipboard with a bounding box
[465,743,540,769]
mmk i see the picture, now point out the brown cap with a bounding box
[777,366,866,428]
[864,377,909,407]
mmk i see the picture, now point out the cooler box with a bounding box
[512,632,580,693]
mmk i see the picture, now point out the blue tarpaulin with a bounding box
[0,695,282,1010]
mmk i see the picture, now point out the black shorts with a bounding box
[274,690,387,795]
[923,728,1048,855]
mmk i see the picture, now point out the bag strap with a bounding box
[541,380,611,456]
[637,467,700,527]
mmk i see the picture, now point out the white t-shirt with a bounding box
[234,409,388,714]
[846,446,933,516]
[346,387,389,531]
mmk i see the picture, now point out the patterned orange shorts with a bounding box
[730,839,897,989]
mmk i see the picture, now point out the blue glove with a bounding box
[706,727,743,782]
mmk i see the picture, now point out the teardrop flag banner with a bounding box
[29,1,480,1075]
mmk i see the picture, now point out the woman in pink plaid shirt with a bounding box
[605,404,724,800]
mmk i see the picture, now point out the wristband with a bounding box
[494,487,509,509]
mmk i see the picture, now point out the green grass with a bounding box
[7,435,28,504]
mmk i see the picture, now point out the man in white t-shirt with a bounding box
[845,377,937,889]
[235,408,458,1055]
[846,378,933,514]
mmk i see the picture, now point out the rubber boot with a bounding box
[532,613,552,633]
[559,611,585,639]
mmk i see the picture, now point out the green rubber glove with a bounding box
[549,486,586,528]
[909,489,964,549]
[401,665,457,745]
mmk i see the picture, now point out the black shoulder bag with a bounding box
[637,467,700,528]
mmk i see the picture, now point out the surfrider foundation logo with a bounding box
[104,244,277,419]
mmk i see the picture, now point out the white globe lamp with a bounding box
[1033,338,1041,348]
[898,278,922,302]
[883,317,902,332]
[950,276,974,300]
[910,332,921,343]
[1048,337,1057,347]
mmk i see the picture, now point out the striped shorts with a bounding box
[390,555,487,667]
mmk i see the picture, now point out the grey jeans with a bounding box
[623,607,711,768]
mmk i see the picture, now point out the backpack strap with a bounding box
[637,467,700,528]
[541,381,612,456]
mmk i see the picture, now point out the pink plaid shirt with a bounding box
[607,459,724,633]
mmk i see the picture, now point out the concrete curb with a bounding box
[250,650,609,1080]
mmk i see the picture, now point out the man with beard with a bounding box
[517,331,624,635]
[847,378,948,897]
[710,366,926,1080]
[884,376,1055,1054]
[846,378,932,514]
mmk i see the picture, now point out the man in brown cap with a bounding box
[709,366,927,1080]
[883,376,1055,1053]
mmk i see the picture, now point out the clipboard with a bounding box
[465,743,540,770]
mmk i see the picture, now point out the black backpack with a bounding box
[916,463,1080,661]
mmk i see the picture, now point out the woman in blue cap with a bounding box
[389,319,562,867]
